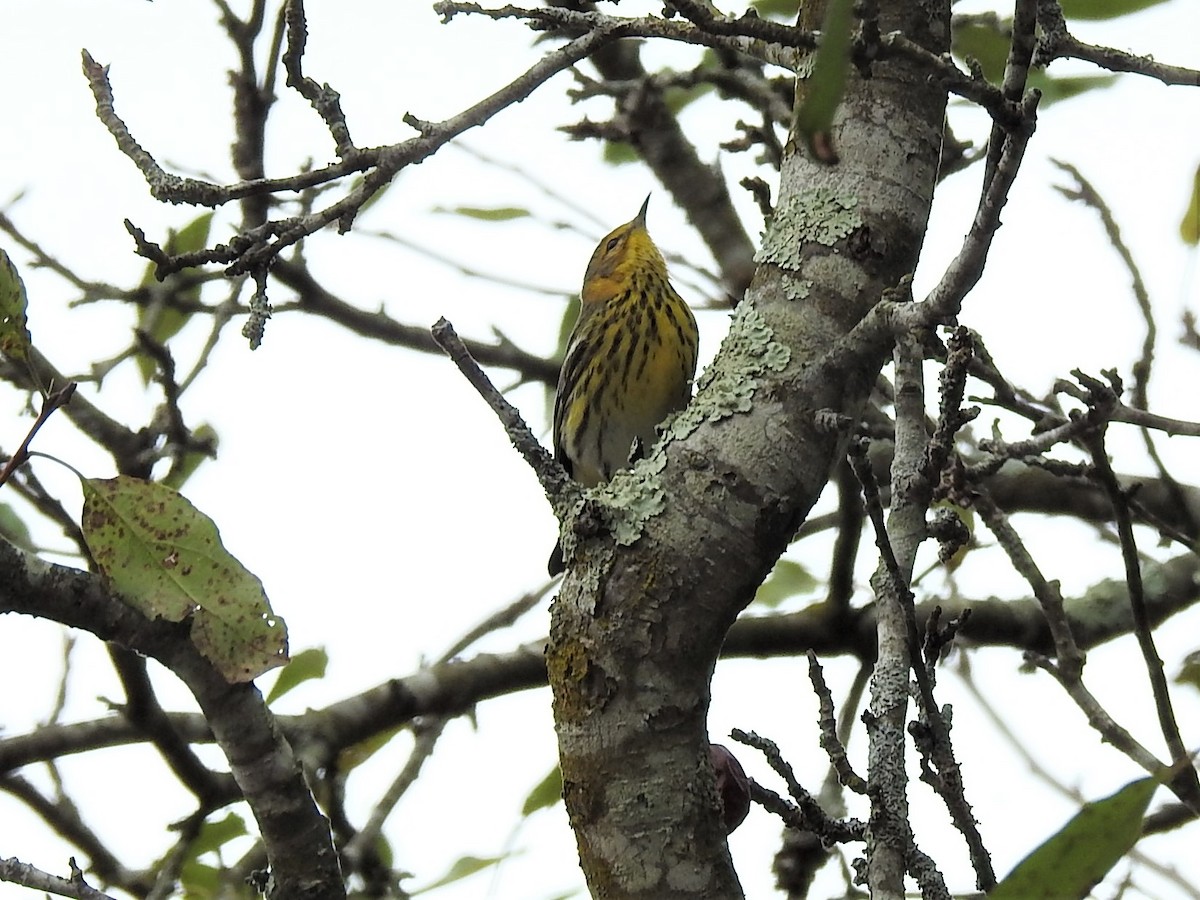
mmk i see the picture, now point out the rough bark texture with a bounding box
[547,1,951,896]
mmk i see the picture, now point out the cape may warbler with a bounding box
[548,197,699,575]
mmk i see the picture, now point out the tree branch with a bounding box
[1083,423,1200,811]
[0,542,345,900]
[0,855,117,900]
[430,318,575,514]
[1035,0,1200,87]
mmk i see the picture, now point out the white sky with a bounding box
[2,1,1200,898]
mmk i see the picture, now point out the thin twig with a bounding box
[956,658,1200,898]
[0,856,117,900]
[806,652,868,794]
[430,318,574,512]
[919,89,1040,324]
[730,729,865,844]
[0,211,130,301]
[1054,34,1200,85]
[341,717,448,876]
[848,435,921,894]
[825,460,865,611]
[975,489,1178,792]
[85,18,636,276]
[440,582,556,662]
[1083,424,1200,812]
[145,810,209,900]
[1024,651,1172,786]
[1035,1,1200,87]
[983,0,1037,187]
[0,775,143,894]
[0,383,76,488]
[1053,160,1200,539]
[974,487,1084,676]
[283,0,357,159]
[867,328,995,891]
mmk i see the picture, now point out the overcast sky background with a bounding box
[2,1,1200,898]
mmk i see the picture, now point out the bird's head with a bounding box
[580,196,667,305]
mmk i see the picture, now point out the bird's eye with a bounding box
[606,237,620,251]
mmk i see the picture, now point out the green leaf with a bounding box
[0,248,32,363]
[179,855,257,899]
[189,812,248,858]
[136,212,214,385]
[151,811,246,899]
[751,0,798,17]
[792,0,854,162]
[170,211,216,256]
[80,475,288,682]
[411,854,509,894]
[952,20,1125,99]
[991,777,1157,899]
[338,724,405,772]
[1059,0,1169,20]
[435,206,532,222]
[1181,164,1200,246]
[265,646,328,705]
[521,766,563,817]
[951,17,1011,84]
[180,860,221,899]
[373,833,394,870]
[602,140,638,166]
[548,295,579,423]
[163,424,220,491]
[1176,649,1200,691]
[0,502,35,552]
[556,295,580,357]
[1028,71,1118,106]
[346,174,390,217]
[754,559,817,608]
[663,78,712,117]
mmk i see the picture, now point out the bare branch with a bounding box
[272,260,560,384]
[1035,0,1200,87]
[877,32,1014,124]
[430,317,576,513]
[806,652,868,794]
[730,729,865,844]
[0,775,146,895]
[107,648,236,805]
[85,17,636,278]
[5,547,1200,787]
[0,542,346,900]
[437,1,815,63]
[919,89,1040,324]
[1083,424,1200,812]
[0,855,118,900]
[283,0,357,159]
[0,382,76,488]
[975,486,1085,676]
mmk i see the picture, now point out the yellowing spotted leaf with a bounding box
[0,249,32,363]
[81,475,288,682]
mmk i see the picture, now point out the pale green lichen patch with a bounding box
[580,306,790,551]
[596,454,669,547]
[785,278,812,301]
[671,305,791,434]
[756,187,861,266]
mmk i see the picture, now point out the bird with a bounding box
[548,196,699,575]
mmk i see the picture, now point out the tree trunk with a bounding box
[547,0,951,894]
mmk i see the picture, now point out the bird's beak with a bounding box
[635,194,651,229]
